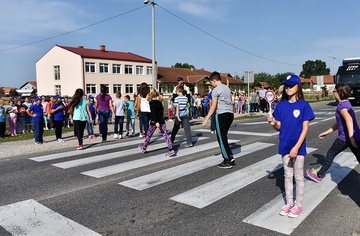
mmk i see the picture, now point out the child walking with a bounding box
[306,83,360,182]
[170,86,193,147]
[267,74,315,218]
[0,100,6,138]
[113,91,125,139]
[124,95,136,137]
[138,89,175,157]
[86,95,96,139]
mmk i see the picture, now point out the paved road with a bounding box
[0,101,359,236]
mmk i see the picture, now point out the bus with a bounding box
[334,57,360,104]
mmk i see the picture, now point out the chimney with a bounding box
[100,45,106,52]
[78,46,84,48]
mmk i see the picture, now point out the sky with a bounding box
[1,0,360,88]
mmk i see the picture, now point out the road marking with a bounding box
[120,142,275,190]
[52,137,207,169]
[0,199,100,236]
[170,148,316,209]
[242,152,358,235]
[195,129,278,137]
[81,139,239,178]
[29,134,172,162]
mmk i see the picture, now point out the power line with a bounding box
[0,5,147,53]
[156,4,300,67]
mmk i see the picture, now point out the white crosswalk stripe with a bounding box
[81,139,238,178]
[242,152,358,235]
[119,142,275,190]
[25,134,359,235]
[0,199,101,236]
[170,148,317,208]
[195,128,278,136]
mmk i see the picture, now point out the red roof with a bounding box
[57,45,152,63]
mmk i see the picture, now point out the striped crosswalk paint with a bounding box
[170,148,317,209]
[52,137,207,169]
[195,129,278,137]
[0,199,100,236]
[81,139,239,178]
[29,135,171,162]
[242,152,358,235]
[120,142,274,190]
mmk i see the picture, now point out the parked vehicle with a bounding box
[334,57,360,104]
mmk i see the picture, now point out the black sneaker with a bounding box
[217,161,233,169]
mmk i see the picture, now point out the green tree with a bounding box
[172,62,195,69]
[300,60,330,78]
[9,89,18,97]
[0,87,4,97]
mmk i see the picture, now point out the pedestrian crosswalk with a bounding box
[3,136,358,235]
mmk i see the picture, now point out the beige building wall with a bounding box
[36,45,153,99]
[36,46,83,96]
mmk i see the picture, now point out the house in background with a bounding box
[36,45,153,98]
[301,75,335,91]
[0,87,16,97]
[157,67,244,95]
[16,81,37,96]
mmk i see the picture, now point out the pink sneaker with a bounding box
[306,168,323,183]
[279,204,293,216]
[288,205,302,218]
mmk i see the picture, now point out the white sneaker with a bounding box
[119,135,123,139]
[113,134,118,139]
[211,131,215,134]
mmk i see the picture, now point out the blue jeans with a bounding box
[140,112,150,135]
[114,116,124,135]
[98,110,110,140]
[86,119,94,136]
[33,120,44,143]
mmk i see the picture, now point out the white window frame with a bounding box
[147,66,153,75]
[113,84,122,94]
[99,63,109,74]
[55,85,61,95]
[54,65,60,80]
[125,65,133,75]
[86,84,96,95]
[85,62,95,73]
[113,64,121,74]
[125,84,134,94]
[136,65,144,75]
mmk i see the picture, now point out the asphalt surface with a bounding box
[0,101,359,236]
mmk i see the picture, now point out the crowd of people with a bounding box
[1,73,360,220]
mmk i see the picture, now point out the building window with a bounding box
[85,62,95,73]
[113,64,121,74]
[54,65,60,80]
[147,66,152,75]
[113,84,122,93]
[99,63,109,73]
[125,65,133,74]
[55,85,61,95]
[136,66,144,75]
[125,84,133,94]
[166,85,174,94]
[86,84,96,95]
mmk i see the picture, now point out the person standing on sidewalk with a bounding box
[306,83,360,183]
[69,88,92,150]
[26,97,45,144]
[51,95,66,143]
[267,74,315,218]
[138,89,175,157]
[202,71,235,169]
[0,100,6,138]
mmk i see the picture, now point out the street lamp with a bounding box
[144,0,156,89]
[328,55,336,75]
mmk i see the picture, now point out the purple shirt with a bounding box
[336,100,360,142]
[96,94,112,111]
